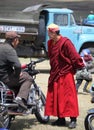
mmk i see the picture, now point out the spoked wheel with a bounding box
[84,113,94,130]
[34,91,49,124]
[0,105,11,129]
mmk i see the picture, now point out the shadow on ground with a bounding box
[10,117,38,130]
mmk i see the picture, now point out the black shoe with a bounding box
[68,121,77,129]
[91,97,94,103]
[14,99,27,110]
[51,118,66,126]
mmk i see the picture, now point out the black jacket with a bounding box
[0,42,21,81]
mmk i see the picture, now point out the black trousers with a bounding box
[2,72,32,101]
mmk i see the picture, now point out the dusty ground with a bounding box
[9,58,94,130]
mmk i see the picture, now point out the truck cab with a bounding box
[39,8,94,55]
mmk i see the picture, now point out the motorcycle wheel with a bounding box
[35,91,49,124]
[0,106,11,129]
[84,113,94,130]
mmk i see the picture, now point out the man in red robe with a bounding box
[45,23,85,129]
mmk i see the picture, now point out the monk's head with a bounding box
[47,23,60,41]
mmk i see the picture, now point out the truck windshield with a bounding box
[54,14,68,26]
[54,13,76,26]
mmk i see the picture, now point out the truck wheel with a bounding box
[35,15,46,47]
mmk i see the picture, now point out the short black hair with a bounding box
[56,30,60,35]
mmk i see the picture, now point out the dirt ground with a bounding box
[10,58,94,130]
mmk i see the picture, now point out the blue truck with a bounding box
[0,6,94,57]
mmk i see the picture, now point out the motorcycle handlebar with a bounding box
[31,58,45,65]
[21,58,46,69]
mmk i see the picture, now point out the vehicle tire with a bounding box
[84,113,94,130]
[35,91,49,124]
[0,106,11,129]
[35,15,46,47]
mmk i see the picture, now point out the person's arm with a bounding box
[6,47,21,77]
[63,39,85,70]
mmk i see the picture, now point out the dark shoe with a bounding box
[91,97,94,103]
[68,121,77,129]
[14,98,27,110]
[51,118,66,126]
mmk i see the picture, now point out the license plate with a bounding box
[0,25,25,32]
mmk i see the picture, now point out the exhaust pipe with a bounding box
[0,103,18,107]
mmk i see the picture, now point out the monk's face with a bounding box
[48,31,57,40]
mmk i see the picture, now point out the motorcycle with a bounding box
[84,84,94,130]
[0,58,49,129]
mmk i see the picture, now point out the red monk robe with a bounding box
[45,36,84,117]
